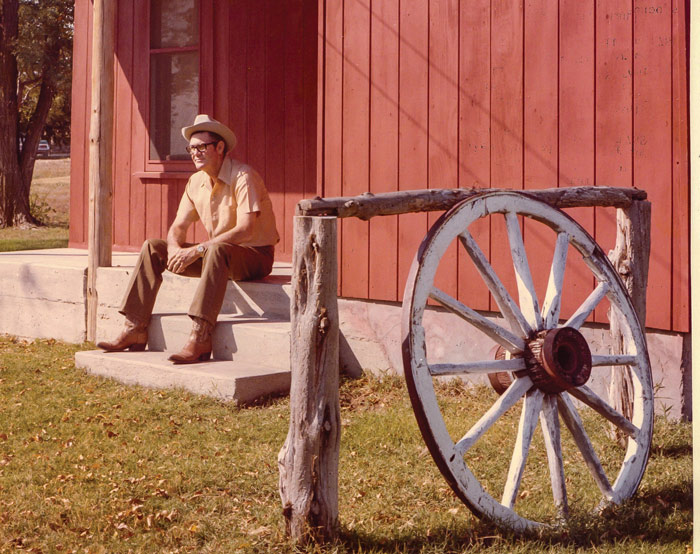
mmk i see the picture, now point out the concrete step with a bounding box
[146,314,290,366]
[96,265,293,319]
[75,350,291,405]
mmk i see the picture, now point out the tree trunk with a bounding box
[278,216,340,544]
[16,61,58,227]
[0,0,21,227]
[0,0,57,228]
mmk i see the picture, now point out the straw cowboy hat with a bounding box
[182,114,237,153]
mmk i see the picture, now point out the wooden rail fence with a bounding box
[278,186,650,543]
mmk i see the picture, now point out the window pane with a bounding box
[150,0,199,49]
[149,51,199,160]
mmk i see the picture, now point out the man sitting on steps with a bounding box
[97,114,280,364]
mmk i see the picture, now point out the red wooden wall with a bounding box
[69,0,318,261]
[69,0,689,334]
[319,0,689,333]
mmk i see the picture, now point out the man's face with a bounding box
[188,132,224,173]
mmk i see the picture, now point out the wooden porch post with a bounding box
[87,0,115,342]
[278,215,340,543]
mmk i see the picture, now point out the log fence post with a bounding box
[278,215,340,543]
[607,200,651,441]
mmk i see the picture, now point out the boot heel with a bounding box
[198,352,211,362]
[128,343,147,352]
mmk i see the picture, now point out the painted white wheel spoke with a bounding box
[502,388,544,509]
[429,358,526,376]
[557,393,617,502]
[541,232,569,329]
[504,211,543,331]
[567,385,639,439]
[429,287,525,354]
[540,394,568,517]
[564,282,609,329]
[455,376,533,457]
[591,354,638,367]
[458,230,533,337]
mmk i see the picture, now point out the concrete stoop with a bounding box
[0,249,355,405]
[0,250,90,343]
[76,262,295,404]
[74,350,291,405]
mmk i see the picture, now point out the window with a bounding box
[149,0,199,161]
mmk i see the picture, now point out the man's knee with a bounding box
[142,238,168,263]
[144,238,166,248]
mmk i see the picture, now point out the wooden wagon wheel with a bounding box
[401,191,653,533]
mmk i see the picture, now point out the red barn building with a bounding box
[68,0,690,416]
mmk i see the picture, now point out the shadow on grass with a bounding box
[326,480,692,553]
[651,443,693,459]
[336,521,512,553]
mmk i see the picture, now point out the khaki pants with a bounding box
[119,238,274,326]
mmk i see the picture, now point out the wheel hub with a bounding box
[526,327,592,393]
[489,327,592,394]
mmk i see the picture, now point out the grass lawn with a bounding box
[0,158,691,551]
[0,337,691,553]
[0,226,68,252]
[0,158,70,251]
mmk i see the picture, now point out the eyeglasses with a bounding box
[186,141,218,155]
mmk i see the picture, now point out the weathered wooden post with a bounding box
[278,215,340,543]
[86,0,115,342]
[607,200,651,441]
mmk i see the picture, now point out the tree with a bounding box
[0,0,73,227]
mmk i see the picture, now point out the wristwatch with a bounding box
[196,244,206,257]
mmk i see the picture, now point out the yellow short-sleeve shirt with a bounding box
[176,157,280,247]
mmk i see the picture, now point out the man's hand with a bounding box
[167,245,200,274]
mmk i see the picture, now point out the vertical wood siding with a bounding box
[69,0,689,333]
[69,0,318,262]
[368,1,399,302]
[68,0,91,247]
[318,0,689,333]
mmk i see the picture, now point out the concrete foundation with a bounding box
[336,297,691,420]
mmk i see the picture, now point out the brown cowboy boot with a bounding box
[168,317,213,364]
[96,315,148,352]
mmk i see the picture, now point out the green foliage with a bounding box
[28,192,56,223]
[0,344,691,553]
[17,0,73,146]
